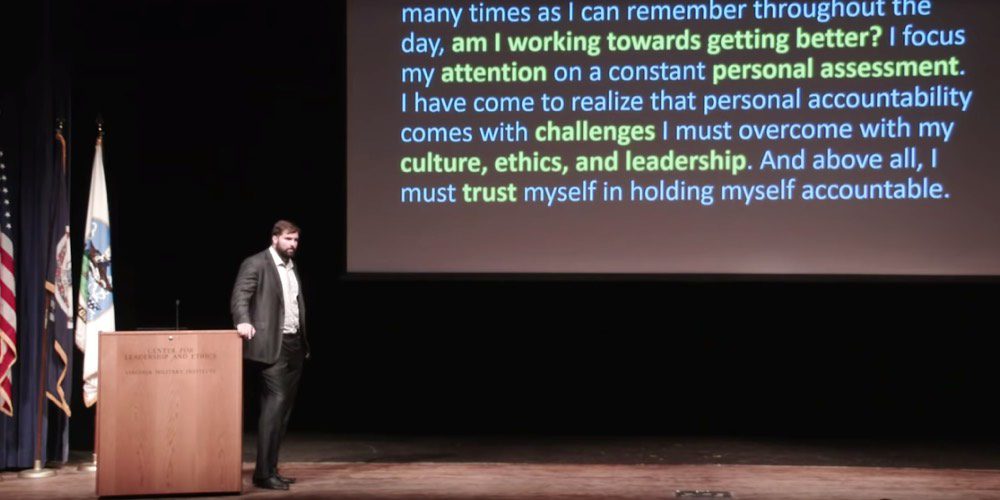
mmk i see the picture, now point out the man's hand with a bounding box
[237,323,256,340]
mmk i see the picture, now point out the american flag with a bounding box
[0,149,16,417]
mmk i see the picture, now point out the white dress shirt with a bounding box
[269,246,300,334]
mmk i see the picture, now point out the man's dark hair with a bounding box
[272,220,301,236]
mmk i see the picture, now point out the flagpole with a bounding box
[19,295,57,478]
[18,120,68,479]
[77,119,103,474]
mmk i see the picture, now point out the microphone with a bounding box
[175,299,180,331]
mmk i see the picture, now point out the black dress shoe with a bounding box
[253,476,290,490]
[276,473,296,484]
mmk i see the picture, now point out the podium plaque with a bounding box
[96,330,243,496]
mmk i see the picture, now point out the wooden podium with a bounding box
[96,330,243,497]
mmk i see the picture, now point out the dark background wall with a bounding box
[5,1,997,449]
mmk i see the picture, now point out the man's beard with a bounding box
[276,245,295,259]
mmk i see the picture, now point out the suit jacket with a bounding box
[231,249,310,364]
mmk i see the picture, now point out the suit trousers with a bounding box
[253,334,305,479]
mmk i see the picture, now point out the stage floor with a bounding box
[2,434,999,499]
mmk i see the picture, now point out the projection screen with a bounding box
[347,0,999,275]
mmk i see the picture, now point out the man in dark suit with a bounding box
[231,220,309,490]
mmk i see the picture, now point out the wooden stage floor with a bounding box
[2,434,1000,499]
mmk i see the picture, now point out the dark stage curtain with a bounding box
[0,0,74,470]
